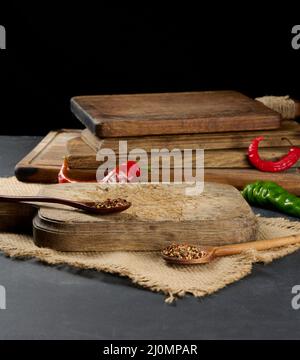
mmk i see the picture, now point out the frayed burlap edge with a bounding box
[0,217,300,303]
[0,177,300,303]
[0,234,255,303]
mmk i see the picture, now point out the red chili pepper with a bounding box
[58,158,141,184]
[248,136,300,172]
[101,160,141,183]
[58,158,79,183]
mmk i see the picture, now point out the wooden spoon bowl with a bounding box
[162,246,216,264]
[162,234,300,265]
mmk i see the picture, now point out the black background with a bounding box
[1,5,300,135]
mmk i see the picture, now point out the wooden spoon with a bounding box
[162,234,300,265]
[0,195,131,214]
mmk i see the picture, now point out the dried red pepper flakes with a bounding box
[58,158,141,184]
[248,136,300,172]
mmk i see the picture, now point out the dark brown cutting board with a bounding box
[33,182,257,251]
[70,91,281,137]
[15,130,300,195]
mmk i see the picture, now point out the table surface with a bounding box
[0,136,300,340]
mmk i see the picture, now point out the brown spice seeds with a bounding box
[94,198,129,209]
[162,244,208,260]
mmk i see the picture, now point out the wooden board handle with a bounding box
[215,234,300,257]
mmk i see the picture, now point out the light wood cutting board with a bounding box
[70,91,281,137]
[33,182,257,251]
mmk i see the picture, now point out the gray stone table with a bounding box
[0,136,299,340]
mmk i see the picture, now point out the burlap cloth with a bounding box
[1,177,300,303]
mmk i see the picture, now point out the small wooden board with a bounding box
[33,182,258,251]
[15,130,300,195]
[70,91,281,138]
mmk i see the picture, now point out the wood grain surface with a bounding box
[67,135,300,170]
[81,121,300,152]
[15,130,96,183]
[0,202,36,232]
[33,182,258,251]
[14,130,300,194]
[71,91,281,137]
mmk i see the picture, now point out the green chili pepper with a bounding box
[242,181,300,218]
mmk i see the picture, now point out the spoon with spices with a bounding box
[162,234,300,265]
[0,195,131,215]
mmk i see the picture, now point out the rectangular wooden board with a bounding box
[33,182,257,251]
[15,130,96,183]
[70,91,281,137]
[81,121,300,152]
[67,134,300,170]
[15,130,300,195]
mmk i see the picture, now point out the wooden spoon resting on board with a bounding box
[0,195,131,215]
[162,234,300,265]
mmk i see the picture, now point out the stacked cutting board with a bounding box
[15,90,300,194]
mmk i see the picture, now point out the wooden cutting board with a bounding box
[15,130,96,183]
[33,182,258,251]
[15,130,300,195]
[81,121,300,152]
[0,203,36,233]
[70,91,281,137]
[66,135,299,170]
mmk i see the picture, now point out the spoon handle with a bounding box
[214,234,300,257]
[0,195,87,210]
